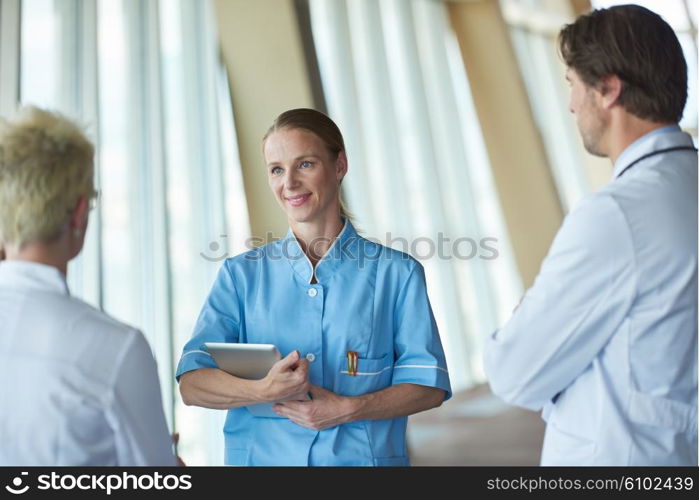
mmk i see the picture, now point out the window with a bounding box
[503,0,698,211]
[500,0,591,211]
[310,0,523,391]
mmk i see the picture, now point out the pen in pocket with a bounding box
[346,350,358,376]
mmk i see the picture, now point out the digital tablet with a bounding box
[204,342,281,380]
[204,342,309,418]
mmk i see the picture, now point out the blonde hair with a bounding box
[0,106,96,248]
[263,108,354,221]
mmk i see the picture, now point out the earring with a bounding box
[73,229,82,238]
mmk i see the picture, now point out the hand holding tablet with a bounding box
[204,343,311,417]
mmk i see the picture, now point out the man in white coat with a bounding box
[0,107,176,465]
[485,5,697,465]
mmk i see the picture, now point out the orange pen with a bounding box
[346,350,358,376]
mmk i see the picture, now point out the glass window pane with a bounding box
[97,0,142,327]
[311,0,523,390]
[20,0,60,106]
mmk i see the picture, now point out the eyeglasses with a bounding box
[89,190,100,211]
[65,190,100,215]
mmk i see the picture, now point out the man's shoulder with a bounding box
[566,189,626,227]
[555,190,632,253]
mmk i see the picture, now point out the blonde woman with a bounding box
[0,106,175,466]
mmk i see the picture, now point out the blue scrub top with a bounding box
[176,220,452,466]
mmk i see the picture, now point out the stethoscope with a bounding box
[617,146,698,178]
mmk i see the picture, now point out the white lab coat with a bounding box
[485,126,697,465]
[0,261,176,465]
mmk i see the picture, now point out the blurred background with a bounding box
[0,0,696,465]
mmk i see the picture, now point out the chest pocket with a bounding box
[333,354,393,397]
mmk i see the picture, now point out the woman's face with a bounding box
[264,127,346,225]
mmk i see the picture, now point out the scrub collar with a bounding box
[283,218,358,284]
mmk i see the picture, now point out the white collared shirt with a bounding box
[485,126,697,465]
[0,260,176,465]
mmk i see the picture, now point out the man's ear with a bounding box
[336,151,348,182]
[598,74,623,109]
[70,195,89,233]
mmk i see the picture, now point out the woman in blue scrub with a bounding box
[177,108,451,466]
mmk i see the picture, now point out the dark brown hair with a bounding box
[263,108,351,219]
[558,5,687,123]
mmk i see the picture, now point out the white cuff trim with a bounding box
[181,350,212,358]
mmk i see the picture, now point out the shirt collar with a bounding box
[283,218,357,284]
[0,260,69,295]
[613,124,693,179]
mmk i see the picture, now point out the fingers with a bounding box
[273,403,289,419]
[274,406,323,431]
[273,399,330,431]
[273,350,300,372]
[280,412,307,428]
[295,358,309,379]
[263,351,311,401]
[291,359,310,393]
[273,401,308,422]
[298,379,311,397]
[274,401,300,412]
